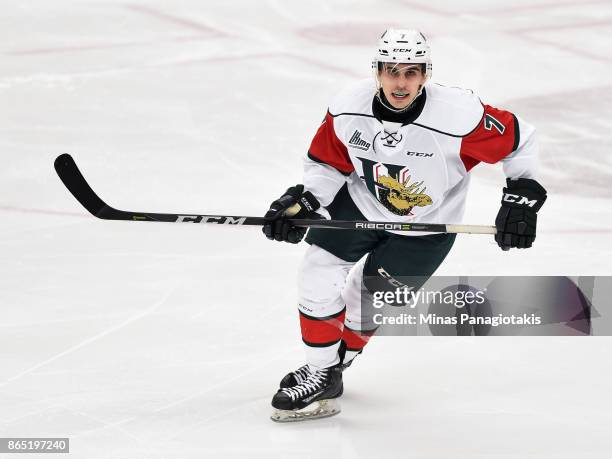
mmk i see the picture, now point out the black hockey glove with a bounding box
[495,178,547,250]
[263,184,322,243]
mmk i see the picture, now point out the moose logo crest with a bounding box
[357,157,432,216]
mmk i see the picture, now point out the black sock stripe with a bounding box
[302,338,341,348]
[345,346,364,352]
[299,307,346,321]
[344,324,378,335]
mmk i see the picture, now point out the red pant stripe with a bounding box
[342,326,375,351]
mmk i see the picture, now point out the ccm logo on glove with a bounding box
[502,193,539,207]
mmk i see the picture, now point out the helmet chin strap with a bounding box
[376,84,424,113]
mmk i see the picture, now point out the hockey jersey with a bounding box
[304,79,538,235]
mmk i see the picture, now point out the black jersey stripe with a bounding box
[512,114,520,152]
[328,111,376,119]
[412,103,485,138]
[307,152,353,176]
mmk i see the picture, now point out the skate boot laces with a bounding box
[292,365,311,385]
[280,368,328,401]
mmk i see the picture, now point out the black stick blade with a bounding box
[54,154,181,222]
[54,153,124,219]
[54,153,106,217]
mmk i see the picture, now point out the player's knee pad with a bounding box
[298,244,353,318]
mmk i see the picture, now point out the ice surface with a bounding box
[1,1,611,457]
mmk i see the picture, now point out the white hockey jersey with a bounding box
[303,79,538,235]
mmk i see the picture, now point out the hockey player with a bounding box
[263,29,547,422]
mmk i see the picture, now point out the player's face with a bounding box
[378,63,427,110]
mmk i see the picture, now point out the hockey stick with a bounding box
[54,154,496,235]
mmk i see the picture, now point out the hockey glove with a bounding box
[263,184,322,243]
[495,178,547,250]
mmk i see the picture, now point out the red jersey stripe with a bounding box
[460,104,519,172]
[308,111,354,174]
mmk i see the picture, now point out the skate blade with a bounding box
[270,399,341,423]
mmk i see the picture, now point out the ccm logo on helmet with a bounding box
[502,193,538,207]
[393,48,412,52]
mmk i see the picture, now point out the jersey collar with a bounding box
[372,88,427,125]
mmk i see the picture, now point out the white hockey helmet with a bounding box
[373,29,432,78]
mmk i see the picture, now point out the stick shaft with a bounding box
[54,154,496,235]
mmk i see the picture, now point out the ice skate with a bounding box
[279,343,353,391]
[271,364,343,422]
